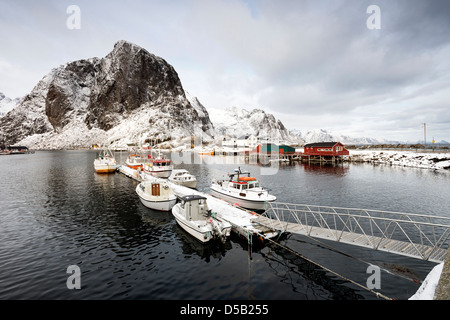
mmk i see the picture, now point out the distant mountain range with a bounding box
[289,128,395,145]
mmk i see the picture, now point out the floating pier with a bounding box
[117,166,279,242]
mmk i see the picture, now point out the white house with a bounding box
[221,134,259,152]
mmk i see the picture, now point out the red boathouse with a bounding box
[301,142,349,163]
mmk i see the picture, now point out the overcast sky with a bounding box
[1,0,449,142]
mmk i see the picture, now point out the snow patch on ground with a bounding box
[348,150,450,171]
[409,263,444,300]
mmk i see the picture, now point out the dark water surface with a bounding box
[1,150,449,300]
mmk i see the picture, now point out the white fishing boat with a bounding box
[172,195,232,243]
[168,169,198,188]
[126,152,152,170]
[94,147,117,173]
[210,167,276,210]
[143,150,173,178]
[136,180,177,211]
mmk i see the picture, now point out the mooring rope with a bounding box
[258,232,394,300]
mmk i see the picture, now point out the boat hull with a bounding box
[174,217,213,243]
[172,205,215,242]
[94,162,117,173]
[210,187,274,210]
[95,168,117,173]
[169,178,198,189]
[145,169,172,178]
[126,164,142,170]
[138,194,176,211]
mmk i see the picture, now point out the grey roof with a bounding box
[304,142,341,148]
[180,195,207,202]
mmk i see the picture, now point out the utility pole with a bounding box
[424,123,427,148]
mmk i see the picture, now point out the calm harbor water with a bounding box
[1,150,449,300]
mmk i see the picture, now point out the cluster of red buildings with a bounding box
[249,141,349,163]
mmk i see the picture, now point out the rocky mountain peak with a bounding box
[85,40,186,131]
[0,41,214,149]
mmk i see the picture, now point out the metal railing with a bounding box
[259,202,450,263]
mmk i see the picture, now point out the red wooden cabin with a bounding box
[303,142,349,156]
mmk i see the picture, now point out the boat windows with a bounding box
[249,182,260,188]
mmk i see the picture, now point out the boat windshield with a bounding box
[248,182,260,188]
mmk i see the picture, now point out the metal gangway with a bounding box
[256,202,450,263]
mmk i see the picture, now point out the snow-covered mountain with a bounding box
[207,106,300,144]
[291,128,389,145]
[0,41,397,150]
[0,92,23,118]
[0,41,214,149]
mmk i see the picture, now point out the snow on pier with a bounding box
[117,165,279,241]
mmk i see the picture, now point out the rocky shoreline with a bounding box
[346,150,450,171]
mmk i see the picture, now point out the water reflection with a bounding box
[302,163,349,176]
[173,225,232,263]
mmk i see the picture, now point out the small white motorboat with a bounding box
[168,169,198,189]
[136,180,177,211]
[172,195,232,243]
[210,167,276,210]
[94,147,117,173]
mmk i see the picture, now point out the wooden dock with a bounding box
[117,166,279,242]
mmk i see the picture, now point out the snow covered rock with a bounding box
[0,92,23,118]
[348,150,450,171]
[208,106,299,144]
[0,41,214,149]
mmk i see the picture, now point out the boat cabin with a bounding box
[140,182,171,197]
[229,177,260,191]
[226,167,261,191]
[151,159,172,166]
[179,195,210,221]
